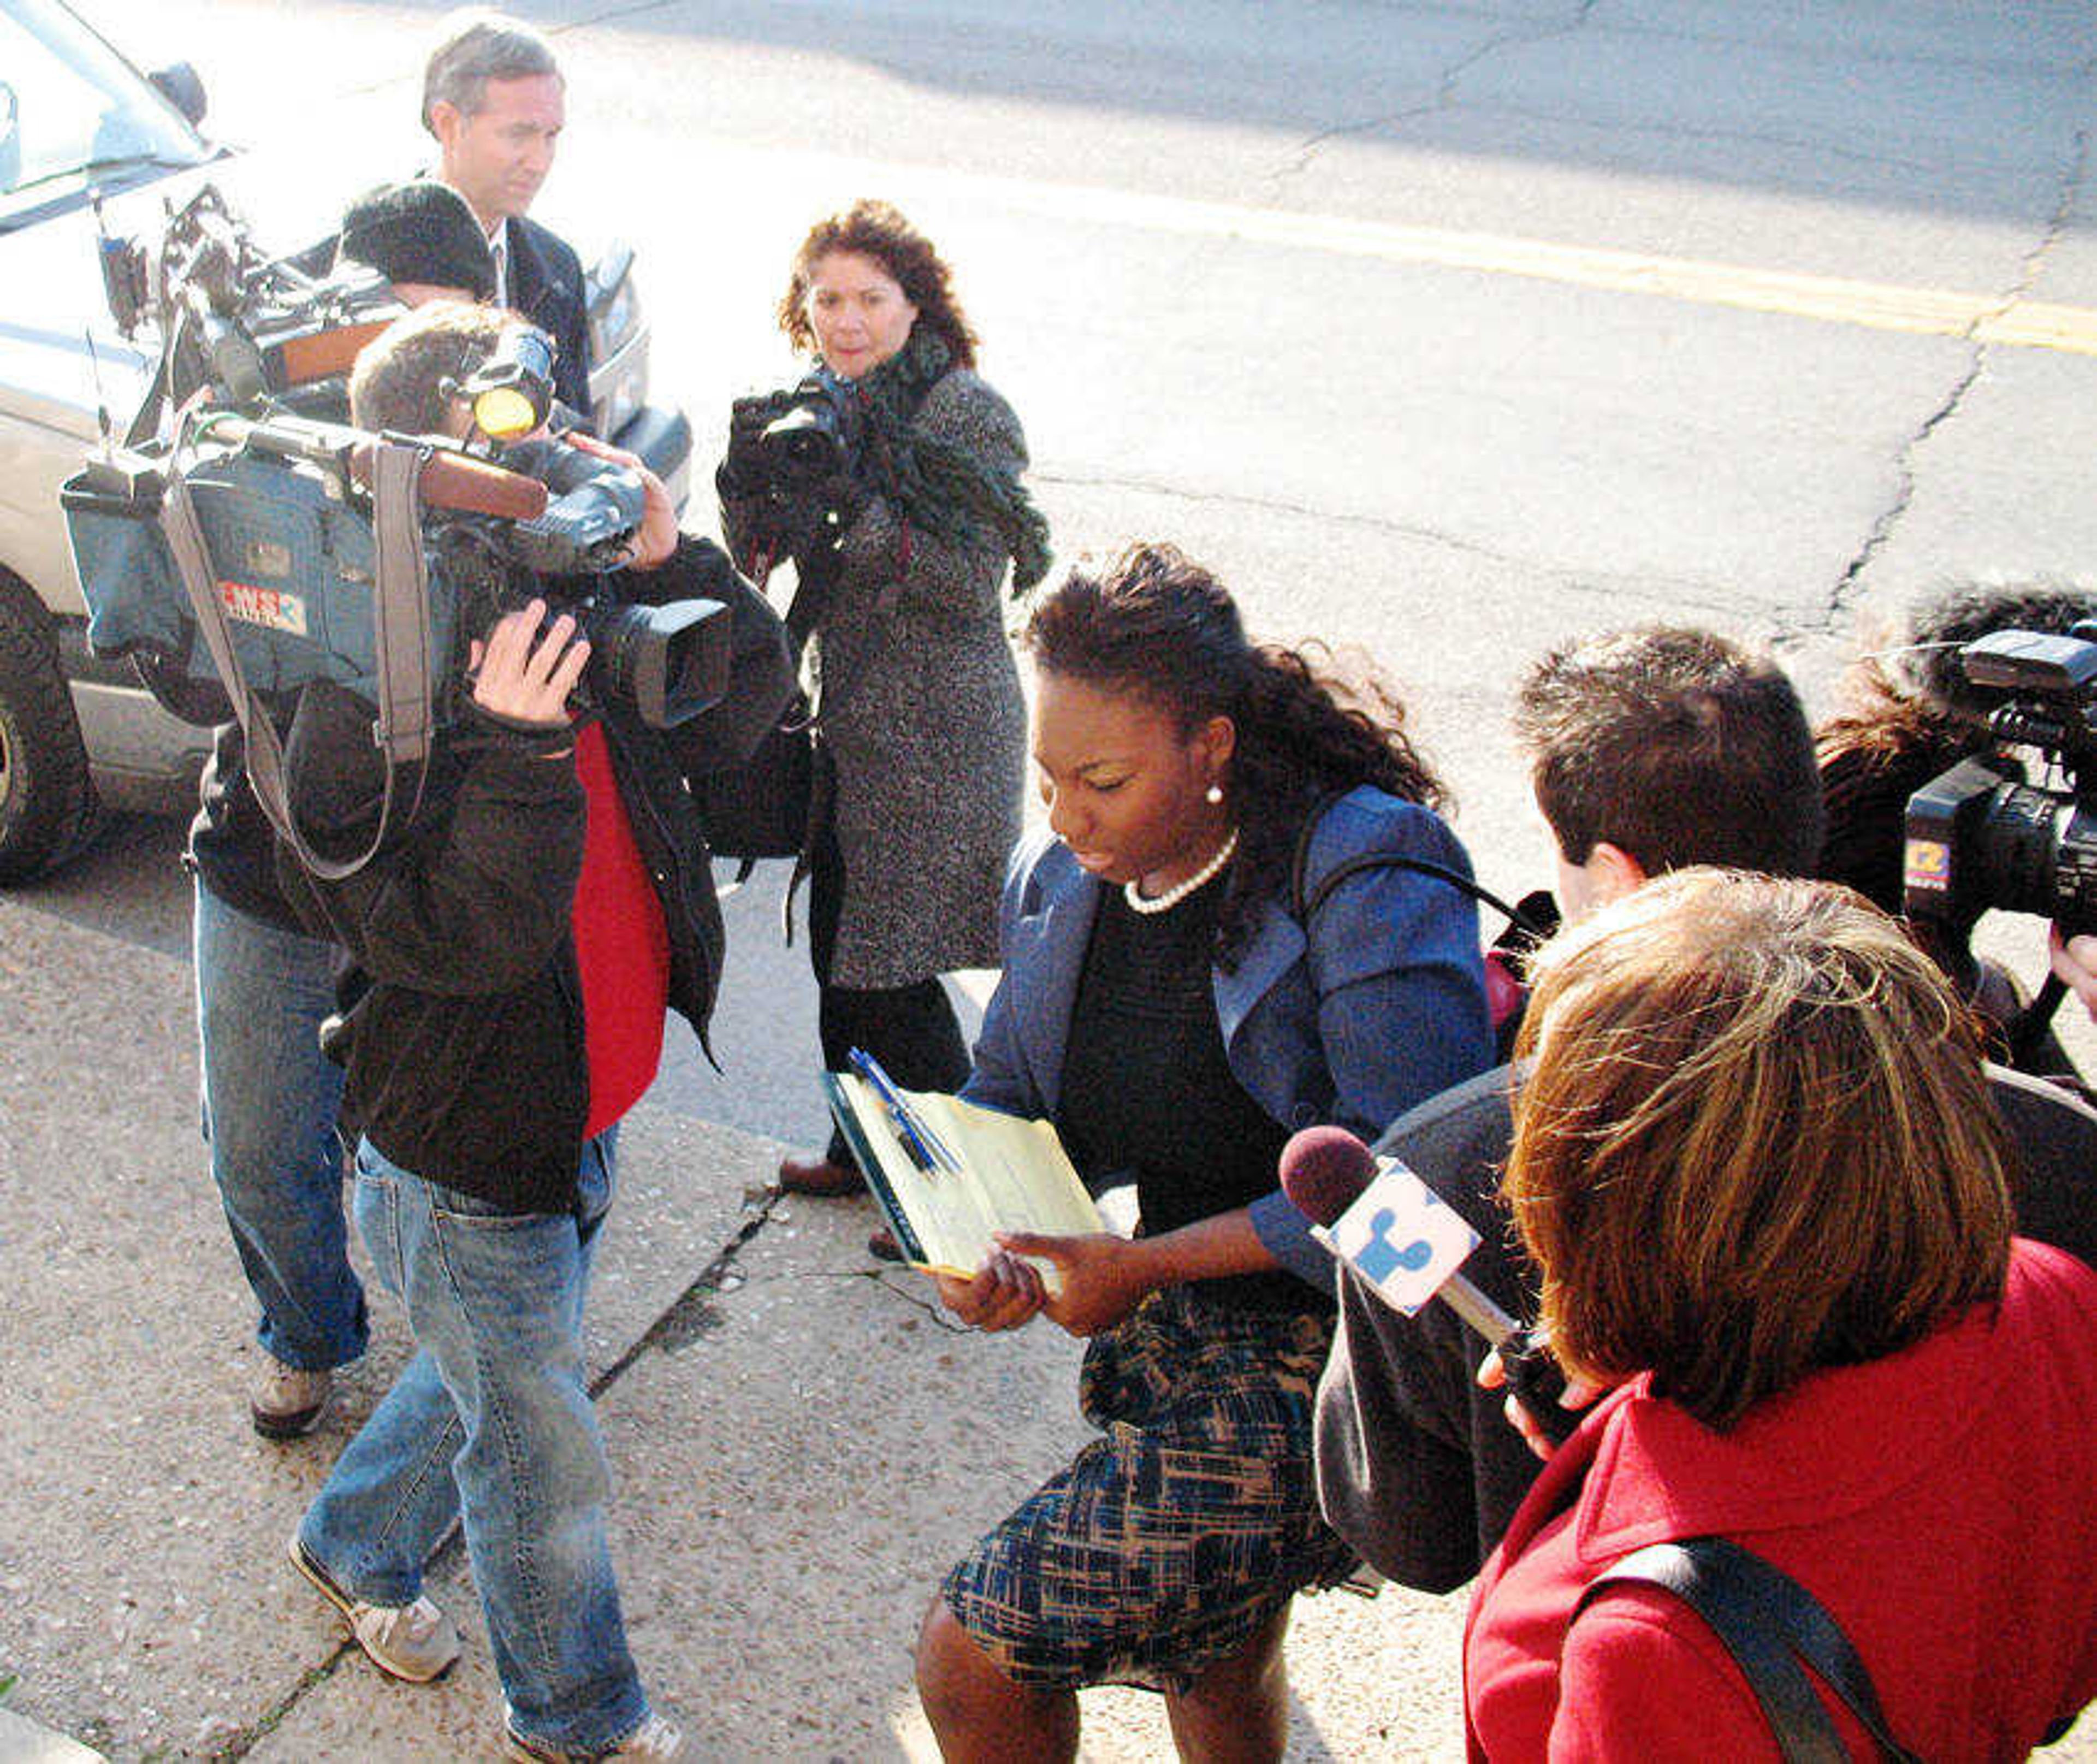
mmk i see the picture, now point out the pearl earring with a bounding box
[1205,784,1224,805]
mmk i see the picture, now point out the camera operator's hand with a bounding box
[470,600,589,728]
[561,430,678,571]
[718,391,792,498]
[2048,925,2097,1022]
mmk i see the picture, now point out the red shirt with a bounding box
[571,721,669,1137]
[1464,1240,2097,1762]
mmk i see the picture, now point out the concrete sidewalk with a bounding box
[0,893,1471,1761]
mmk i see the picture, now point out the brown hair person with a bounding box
[776,198,979,369]
[1503,868,2012,1431]
[1025,541,1443,964]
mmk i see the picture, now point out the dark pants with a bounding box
[808,762,969,1167]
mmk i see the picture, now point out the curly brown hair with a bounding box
[775,199,979,369]
[1023,542,1445,964]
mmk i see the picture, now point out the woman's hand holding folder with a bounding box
[992,1231,1152,1337]
[933,1250,1047,1332]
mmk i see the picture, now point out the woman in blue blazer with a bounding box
[912,542,1494,1761]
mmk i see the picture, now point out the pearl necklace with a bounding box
[1124,829,1240,915]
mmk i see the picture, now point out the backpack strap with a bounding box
[1290,790,1552,1063]
[1288,789,1549,941]
[1575,1537,1921,1764]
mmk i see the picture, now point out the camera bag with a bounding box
[689,706,811,863]
[164,437,437,881]
[63,435,463,721]
[63,433,441,880]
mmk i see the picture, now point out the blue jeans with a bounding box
[194,880,367,1371]
[299,1131,649,1753]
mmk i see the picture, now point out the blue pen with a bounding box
[847,1049,940,1173]
[849,1049,963,1175]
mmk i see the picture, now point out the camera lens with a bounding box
[759,398,846,484]
[580,597,729,729]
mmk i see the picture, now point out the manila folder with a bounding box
[821,1073,1103,1281]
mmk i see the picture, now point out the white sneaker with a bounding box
[250,1354,332,1439]
[505,1710,684,1761]
[288,1535,460,1683]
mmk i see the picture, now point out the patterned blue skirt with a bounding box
[941,1282,1355,1694]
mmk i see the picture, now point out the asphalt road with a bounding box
[38,0,2097,1147]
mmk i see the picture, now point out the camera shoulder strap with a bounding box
[366,440,437,769]
[156,439,430,881]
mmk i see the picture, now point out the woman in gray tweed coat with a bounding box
[718,199,1050,1193]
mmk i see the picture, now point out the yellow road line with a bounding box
[1017,180,2097,356]
[694,139,2097,354]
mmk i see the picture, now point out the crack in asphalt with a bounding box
[1269,0,1598,184]
[1449,104,1970,180]
[1033,466,1561,569]
[1033,468,1749,616]
[1814,125,2090,637]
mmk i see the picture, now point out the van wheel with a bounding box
[0,573,97,883]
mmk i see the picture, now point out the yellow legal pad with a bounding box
[821,1073,1104,1284]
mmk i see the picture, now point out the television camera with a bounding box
[63,185,728,741]
[1904,628,2097,939]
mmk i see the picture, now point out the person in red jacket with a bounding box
[1464,869,2097,1761]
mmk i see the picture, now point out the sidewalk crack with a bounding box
[595,1195,783,1379]
[205,1195,785,1758]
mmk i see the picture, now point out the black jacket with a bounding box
[274,536,792,1212]
[191,718,305,932]
[506,214,592,416]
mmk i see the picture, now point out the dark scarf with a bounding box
[837,327,1052,593]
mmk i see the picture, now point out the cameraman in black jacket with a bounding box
[271,301,789,1764]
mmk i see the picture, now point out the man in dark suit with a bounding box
[422,10,592,415]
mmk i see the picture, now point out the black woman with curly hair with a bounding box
[911,542,1494,1762]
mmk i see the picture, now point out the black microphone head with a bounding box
[1278,1124,1378,1228]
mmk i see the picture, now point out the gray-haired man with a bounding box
[423,8,591,411]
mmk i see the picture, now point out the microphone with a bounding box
[1280,1124,1579,1446]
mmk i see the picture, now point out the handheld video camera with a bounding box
[1904,628,2097,938]
[755,366,862,487]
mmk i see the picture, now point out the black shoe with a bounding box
[777,1153,862,1197]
